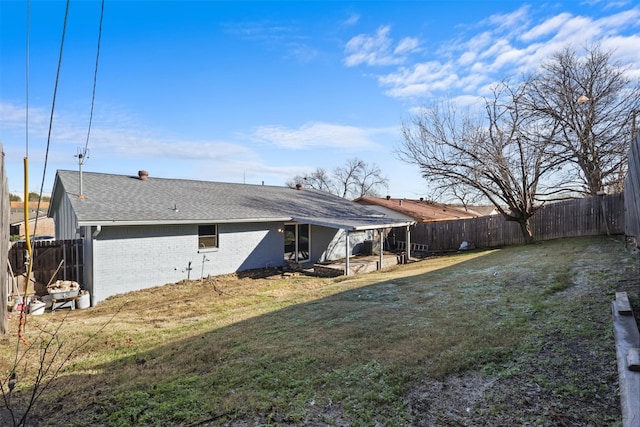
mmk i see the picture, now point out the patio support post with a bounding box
[345,229,350,276]
[294,224,299,263]
[378,229,383,270]
[406,225,411,263]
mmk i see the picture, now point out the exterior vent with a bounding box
[138,170,149,181]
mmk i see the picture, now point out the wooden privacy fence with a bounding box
[1,146,8,334]
[8,239,83,296]
[410,193,625,252]
[625,132,640,240]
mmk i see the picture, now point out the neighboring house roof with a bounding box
[10,210,48,226]
[50,170,414,231]
[354,197,483,223]
[457,205,499,216]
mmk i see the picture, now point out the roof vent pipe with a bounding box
[386,195,390,200]
[296,183,302,190]
[138,170,149,181]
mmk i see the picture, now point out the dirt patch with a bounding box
[403,249,631,427]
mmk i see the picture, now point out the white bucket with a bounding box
[76,291,90,309]
[13,296,31,313]
[29,300,46,315]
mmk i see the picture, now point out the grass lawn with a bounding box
[1,235,637,426]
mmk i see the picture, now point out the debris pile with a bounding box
[47,280,80,299]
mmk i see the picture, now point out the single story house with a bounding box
[48,170,415,306]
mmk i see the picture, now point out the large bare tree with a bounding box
[525,45,640,195]
[397,82,566,243]
[287,158,388,199]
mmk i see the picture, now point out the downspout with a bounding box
[90,225,101,307]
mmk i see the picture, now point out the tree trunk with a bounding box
[518,219,535,244]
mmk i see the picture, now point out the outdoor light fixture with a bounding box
[577,95,590,104]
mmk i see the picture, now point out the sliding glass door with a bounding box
[284,223,310,262]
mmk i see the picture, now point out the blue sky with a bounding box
[1,0,639,199]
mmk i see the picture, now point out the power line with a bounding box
[41,0,70,182]
[33,0,70,233]
[83,0,105,157]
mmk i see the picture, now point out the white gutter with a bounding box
[78,217,293,227]
[77,217,415,231]
[92,225,102,238]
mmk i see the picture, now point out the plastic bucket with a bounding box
[76,291,90,309]
[13,296,31,313]
[29,300,46,315]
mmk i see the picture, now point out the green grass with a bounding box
[0,235,635,426]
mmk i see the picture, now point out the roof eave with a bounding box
[77,217,294,227]
[292,216,415,231]
[351,220,415,231]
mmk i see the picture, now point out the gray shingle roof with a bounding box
[52,170,413,230]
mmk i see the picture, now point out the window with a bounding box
[198,224,218,249]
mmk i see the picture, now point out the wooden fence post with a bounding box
[1,146,8,334]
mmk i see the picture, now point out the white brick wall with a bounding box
[91,222,285,303]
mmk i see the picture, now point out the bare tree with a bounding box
[1,306,122,426]
[355,161,388,199]
[287,158,388,199]
[524,45,640,195]
[334,158,364,198]
[286,168,334,193]
[397,82,566,243]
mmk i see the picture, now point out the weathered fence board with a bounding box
[625,133,640,240]
[411,193,625,252]
[1,147,8,334]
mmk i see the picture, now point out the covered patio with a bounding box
[289,215,416,277]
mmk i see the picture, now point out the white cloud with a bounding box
[250,122,378,150]
[343,13,360,26]
[0,102,50,136]
[483,5,531,32]
[451,94,484,108]
[520,13,572,42]
[378,61,459,98]
[344,25,419,67]
[356,4,640,104]
[603,34,640,69]
[394,37,420,55]
[597,8,640,30]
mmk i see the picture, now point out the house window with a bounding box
[198,225,218,249]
